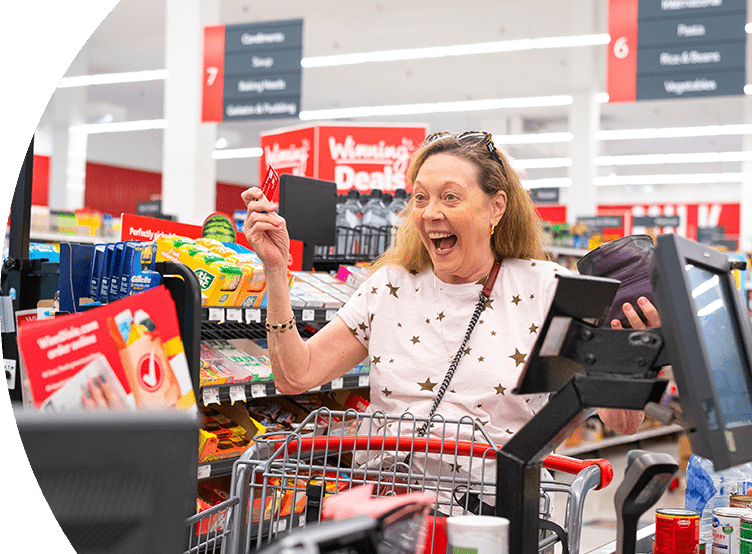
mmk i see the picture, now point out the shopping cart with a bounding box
[185,496,239,554]
[203,408,613,554]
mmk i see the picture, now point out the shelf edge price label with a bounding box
[202,387,221,405]
[302,309,315,322]
[226,308,242,322]
[229,385,247,403]
[197,464,211,479]
[358,375,369,387]
[325,310,336,321]
[251,384,267,398]
[208,308,225,323]
[246,308,261,323]
[331,377,344,390]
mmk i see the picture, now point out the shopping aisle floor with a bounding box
[550,434,685,553]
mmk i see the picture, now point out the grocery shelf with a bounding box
[30,231,110,244]
[199,374,369,406]
[556,423,684,457]
[197,456,237,480]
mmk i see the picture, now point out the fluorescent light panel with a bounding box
[596,151,752,166]
[69,119,167,134]
[595,172,746,186]
[522,178,572,189]
[299,95,573,120]
[58,69,169,88]
[212,147,263,160]
[302,33,610,68]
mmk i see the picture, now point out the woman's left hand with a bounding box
[610,296,661,329]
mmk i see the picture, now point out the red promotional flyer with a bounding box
[16,286,197,412]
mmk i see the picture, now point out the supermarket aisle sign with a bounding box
[258,124,427,196]
[606,0,746,102]
[202,19,303,122]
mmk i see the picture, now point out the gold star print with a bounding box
[530,261,537,267]
[529,323,539,334]
[389,358,394,363]
[409,269,419,275]
[450,389,456,394]
[477,404,483,409]
[483,298,495,310]
[397,322,402,327]
[437,312,445,321]
[525,398,530,403]
[370,313,375,323]
[448,463,463,472]
[371,287,378,295]
[505,429,514,435]
[478,356,485,362]
[475,417,489,426]
[415,287,420,292]
[479,319,484,325]
[530,294,535,300]
[510,348,527,366]
[490,330,497,336]
[410,336,420,344]
[358,322,368,332]
[495,384,507,395]
[383,388,392,397]
[425,318,430,324]
[386,283,400,297]
[418,378,437,392]
[371,356,381,365]
[511,295,521,305]
[463,347,471,356]
[348,326,357,336]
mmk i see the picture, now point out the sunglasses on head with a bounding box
[424,131,507,178]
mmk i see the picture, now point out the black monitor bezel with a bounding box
[652,233,752,470]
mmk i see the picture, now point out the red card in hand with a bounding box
[261,166,280,202]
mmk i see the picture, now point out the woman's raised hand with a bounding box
[610,296,661,330]
[241,187,290,271]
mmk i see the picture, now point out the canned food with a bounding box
[732,496,752,509]
[741,538,752,554]
[712,507,752,554]
[655,508,700,554]
[742,515,752,541]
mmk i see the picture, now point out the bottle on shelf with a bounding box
[387,188,408,243]
[360,190,390,258]
[335,189,363,259]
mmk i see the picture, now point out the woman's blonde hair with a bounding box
[372,134,545,273]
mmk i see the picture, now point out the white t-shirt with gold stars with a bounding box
[337,257,570,450]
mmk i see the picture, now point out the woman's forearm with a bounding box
[597,408,645,435]
[263,266,314,394]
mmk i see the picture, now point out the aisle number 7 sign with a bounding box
[202,19,303,122]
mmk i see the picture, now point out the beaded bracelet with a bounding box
[265,314,296,333]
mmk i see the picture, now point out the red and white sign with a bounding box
[202,25,225,122]
[598,202,740,240]
[259,124,427,196]
[606,0,639,103]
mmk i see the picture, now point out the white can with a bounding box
[446,515,510,554]
[712,507,752,554]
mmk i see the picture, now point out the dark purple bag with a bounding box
[576,234,655,326]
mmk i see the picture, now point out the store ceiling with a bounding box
[37,0,752,187]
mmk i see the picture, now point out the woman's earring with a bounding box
[489,223,496,236]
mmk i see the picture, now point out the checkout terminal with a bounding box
[497,233,752,553]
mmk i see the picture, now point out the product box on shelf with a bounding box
[16,285,197,412]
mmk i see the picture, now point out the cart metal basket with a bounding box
[185,496,239,554]
[199,408,614,554]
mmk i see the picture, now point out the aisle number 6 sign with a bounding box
[613,37,629,59]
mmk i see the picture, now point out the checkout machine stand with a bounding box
[495,274,678,554]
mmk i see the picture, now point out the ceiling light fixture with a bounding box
[299,95,573,120]
[302,33,611,68]
[69,119,167,134]
[58,69,169,88]
[597,124,752,140]
[512,157,573,169]
[521,177,573,189]
[493,132,573,145]
[212,147,263,160]
[594,172,746,186]
[596,151,752,166]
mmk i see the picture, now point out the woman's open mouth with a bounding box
[429,232,457,253]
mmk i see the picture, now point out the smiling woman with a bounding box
[241,130,651,486]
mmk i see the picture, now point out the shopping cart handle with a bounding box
[260,435,613,489]
[542,453,613,490]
